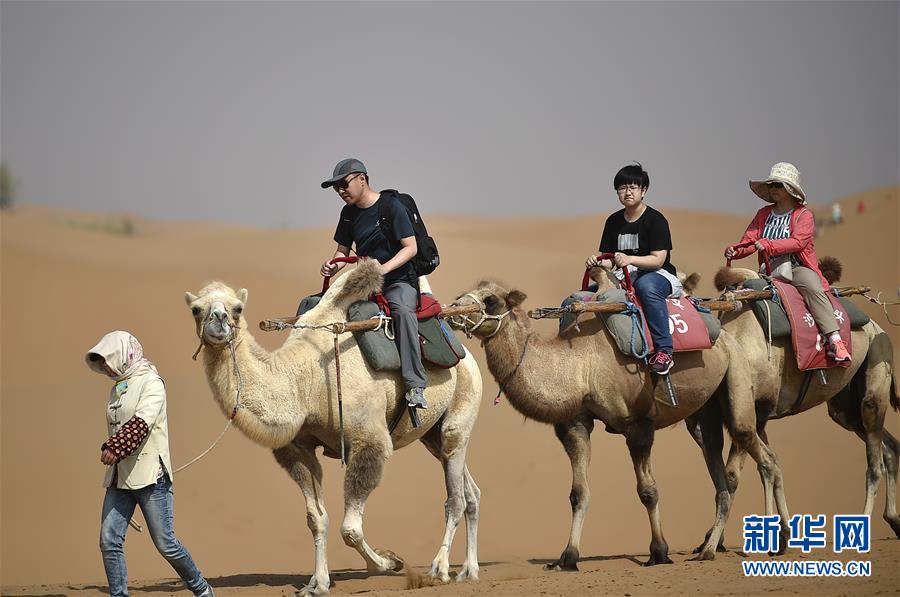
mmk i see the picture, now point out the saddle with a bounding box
[737,278,868,371]
[296,293,466,371]
[559,288,721,358]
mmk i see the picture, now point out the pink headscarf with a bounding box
[85,331,157,382]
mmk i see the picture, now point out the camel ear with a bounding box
[237,288,249,304]
[506,289,527,308]
[185,292,198,306]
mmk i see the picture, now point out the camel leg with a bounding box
[720,355,789,554]
[880,431,900,536]
[685,399,731,560]
[728,424,790,553]
[545,411,594,572]
[626,418,673,566]
[457,465,481,581]
[273,444,331,596]
[828,384,899,536]
[340,441,404,574]
[419,418,475,583]
[859,370,888,519]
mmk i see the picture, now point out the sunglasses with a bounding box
[334,172,362,190]
[766,182,784,190]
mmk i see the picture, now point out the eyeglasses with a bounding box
[616,184,642,194]
[334,172,362,191]
[766,182,784,190]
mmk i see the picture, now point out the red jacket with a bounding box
[730,205,829,290]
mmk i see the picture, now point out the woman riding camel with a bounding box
[724,162,851,362]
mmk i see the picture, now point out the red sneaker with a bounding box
[827,338,851,362]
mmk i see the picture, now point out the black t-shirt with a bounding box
[598,206,677,276]
[334,192,417,285]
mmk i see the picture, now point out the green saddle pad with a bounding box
[347,300,466,371]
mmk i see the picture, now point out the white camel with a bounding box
[185,260,483,594]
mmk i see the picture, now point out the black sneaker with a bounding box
[648,352,674,375]
[406,387,428,409]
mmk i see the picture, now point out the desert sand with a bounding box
[1,188,898,595]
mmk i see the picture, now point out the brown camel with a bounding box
[448,274,788,568]
[184,260,483,595]
[686,265,900,558]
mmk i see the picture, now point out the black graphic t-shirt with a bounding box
[334,192,417,285]
[598,206,677,276]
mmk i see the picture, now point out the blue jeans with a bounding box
[100,473,211,597]
[633,271,674,355]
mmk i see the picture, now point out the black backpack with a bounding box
[377,190,440,275]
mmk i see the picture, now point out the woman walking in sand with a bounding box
[86,331,214,597]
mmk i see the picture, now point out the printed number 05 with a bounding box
[669,314,688,334]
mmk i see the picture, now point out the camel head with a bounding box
[185,282,248,349]
[587,264,620,293]
[449,281,527,339]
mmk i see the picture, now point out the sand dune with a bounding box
[1,188,897,595]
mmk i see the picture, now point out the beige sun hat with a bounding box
[749,162,807,205]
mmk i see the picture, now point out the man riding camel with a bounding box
[320,158,429,409]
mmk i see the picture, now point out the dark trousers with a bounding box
[383,281,427,391]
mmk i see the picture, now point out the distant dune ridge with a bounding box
[1,188,897,595]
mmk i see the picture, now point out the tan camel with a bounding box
[686,266,900,558]
[184,260,483,595]
[448,274,789,568]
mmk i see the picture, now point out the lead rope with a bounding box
[174,338,243,474]
[625,302,650,360]
[130,336,243,534]
[861,290,900,326]
[334,333,346,466]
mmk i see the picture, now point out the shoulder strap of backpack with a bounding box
[378,190,401,223]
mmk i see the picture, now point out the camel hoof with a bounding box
[544,560,579,572]
[885,515,900,538]
[456,566,480,582]
[643,555,674,566]
[375,549,405,572]
[295,580,329,596]
[688,550,716,562]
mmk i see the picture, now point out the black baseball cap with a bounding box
[320,158,367,189]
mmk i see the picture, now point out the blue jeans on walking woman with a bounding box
[633,271,674,355]
[100,473,212,597]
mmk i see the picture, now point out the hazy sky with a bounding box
[2,1,898,228]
